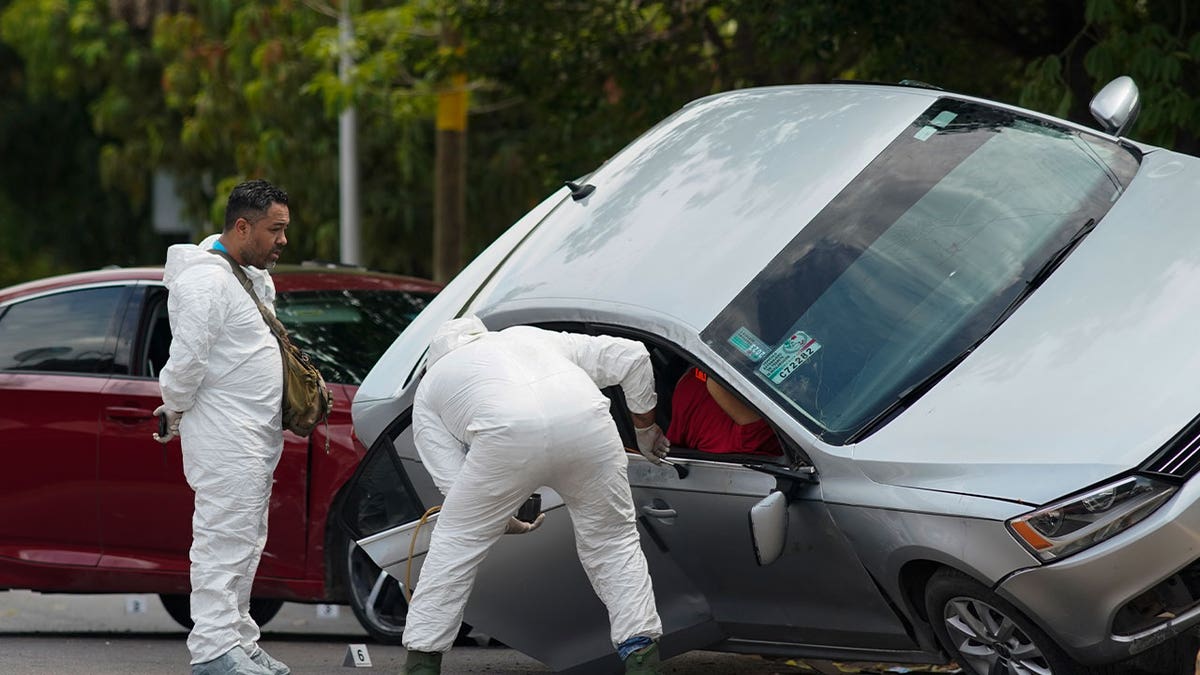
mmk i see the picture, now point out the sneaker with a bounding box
[404,649,443,675]
[246,646,290,675]
[624,642,661,674]
[191,647,273,675]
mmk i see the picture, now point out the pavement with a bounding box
[0,589,963,674]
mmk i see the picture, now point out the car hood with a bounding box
[853,149,1200,505]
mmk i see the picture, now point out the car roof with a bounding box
[0,263,441,304]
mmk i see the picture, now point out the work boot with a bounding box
[623,642,661,674]
[404,650,443,675]
[191,646,273,675]
[245,646,290,675]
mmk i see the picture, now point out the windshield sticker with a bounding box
[930,110,958,128]
[914,125,937,141]
[729,326,770,362]
[758,330,822,384]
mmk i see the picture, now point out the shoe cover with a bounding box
[247,646,290,675]
[191,646,272,675]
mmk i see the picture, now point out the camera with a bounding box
[516,493,542,523]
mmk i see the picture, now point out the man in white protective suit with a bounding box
[154,179,293,675]
[402,316,670,675]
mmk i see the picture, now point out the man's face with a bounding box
[238,202,289,269]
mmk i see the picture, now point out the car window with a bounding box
[274,289,435,385]
[0,286,126,374]
[703,99,1141,444]
[142,294,171,378]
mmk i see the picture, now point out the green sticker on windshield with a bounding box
[729,326,770,362]
[930,111,957,128]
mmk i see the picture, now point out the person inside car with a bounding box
[666,367,783,456]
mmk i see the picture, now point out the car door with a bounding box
[96,284,308,579]
[344,397,722,675]
[605,330,920,654]
[0,283,132,569]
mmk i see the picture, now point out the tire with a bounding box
[332,525,409,645]
[924,568,1089,675]
[158,593,284,631]
[331,524,475,646]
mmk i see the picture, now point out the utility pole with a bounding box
[433,16,467,283]
[338,0,362,266]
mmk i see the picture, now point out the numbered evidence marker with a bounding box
[317,603,340,619]
[343,643,372,668]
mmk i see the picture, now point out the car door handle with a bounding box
[105,406,155,422]
[639,504,677,519]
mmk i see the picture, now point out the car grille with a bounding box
[1142,415,1200,480]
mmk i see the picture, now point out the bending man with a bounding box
[403,316,669,675]
[155,179,292,675]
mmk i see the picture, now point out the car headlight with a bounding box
[1007,475,1176,562]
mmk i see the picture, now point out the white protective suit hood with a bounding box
[426,315,488,368]
[162,233,276,306]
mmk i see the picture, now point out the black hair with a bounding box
[223,179,289,231]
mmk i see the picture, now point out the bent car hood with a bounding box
[854,150,1200,505]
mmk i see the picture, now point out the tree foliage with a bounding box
[0,0,1197,286]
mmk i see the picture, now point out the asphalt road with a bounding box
[0,590,960,674]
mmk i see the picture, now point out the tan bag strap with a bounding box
[209,248,332,450]
[209,249,292,343]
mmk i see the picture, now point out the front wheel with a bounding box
[925,569,1086,675]
[158,594,283,631]
[333,525,409,644]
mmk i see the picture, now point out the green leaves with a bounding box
[2,0,1200,286]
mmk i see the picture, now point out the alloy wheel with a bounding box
[942,595,1052,675]
[344,539,408,643]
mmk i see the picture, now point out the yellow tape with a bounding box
[436,74,468,131]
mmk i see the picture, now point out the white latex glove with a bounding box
[634,424,670,465]
[152,405,182,444]
[505,514,546,535]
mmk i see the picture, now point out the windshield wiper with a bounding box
[844,346,976,444]
[845,217,1099,444]
[987,217,1098,335]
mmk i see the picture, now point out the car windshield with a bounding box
[275,289,434,385]
[702,99,1141,444]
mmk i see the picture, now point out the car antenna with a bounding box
[565,181,595,201]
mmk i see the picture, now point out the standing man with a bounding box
[154,179,292,675]
[402,316,670,675]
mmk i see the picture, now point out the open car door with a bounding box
[342,419,723,674]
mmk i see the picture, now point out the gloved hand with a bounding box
[152,405,182,444]
[505,514,545,535]
[634,424,670,465]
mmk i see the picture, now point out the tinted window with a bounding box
[275,289,435,385]
[703,99,1140,443]
[0,287,126,373]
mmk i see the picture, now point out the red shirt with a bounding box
[666,368,782,456]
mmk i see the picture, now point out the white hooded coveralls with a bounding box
[158,234,284,664]
[403,317,663,653]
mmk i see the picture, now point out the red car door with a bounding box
[0,285,131,574]
[95,285,308,579]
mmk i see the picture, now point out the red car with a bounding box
[0,263,438,639]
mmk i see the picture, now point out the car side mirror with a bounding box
[749,491,788,566]
[1090,76,1140,137]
